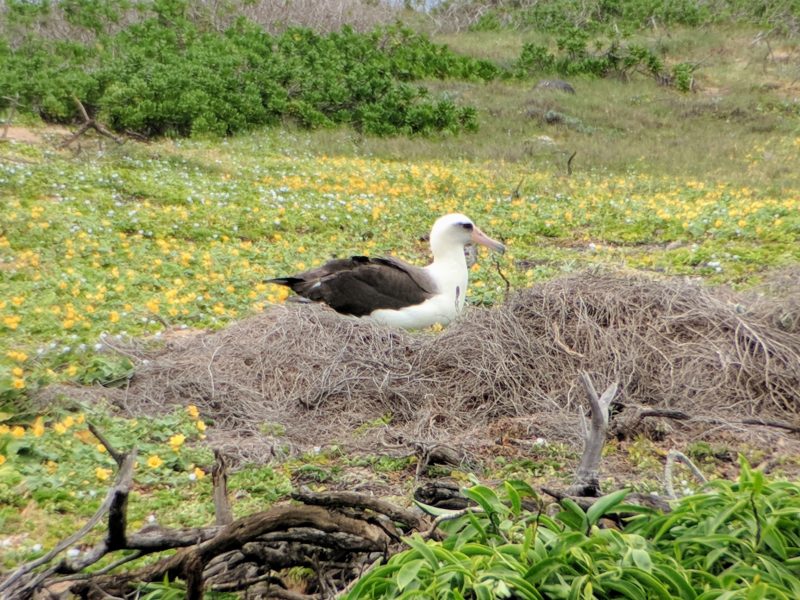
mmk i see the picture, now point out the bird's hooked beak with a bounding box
[471,226,505,254]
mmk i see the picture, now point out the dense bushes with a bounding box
[0,7,495,137]
[512,28,664,79]
[348,459,800,599]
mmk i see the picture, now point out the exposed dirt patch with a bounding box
[1,125,71,145]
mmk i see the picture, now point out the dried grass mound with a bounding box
[89,272,800,454]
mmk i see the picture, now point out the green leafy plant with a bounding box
[0,10,496,137]
[346,462,800,599]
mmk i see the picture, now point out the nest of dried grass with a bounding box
[62,271,800,460]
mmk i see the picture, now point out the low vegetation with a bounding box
[349,460,800,598]
[1,0,800,596]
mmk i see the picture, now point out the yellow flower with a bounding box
[45,460,58,473]
[146,454,163,469]
[63,415,75,428]
[6,350,28,362]
[186,404,200,419]
[66,365,78,377]
[53,422,67,434]
[195,420,206,432]
[95,467,112,481]
[193,466,206,480]
[12,367,23,377]
[11,426,25,438]
[96,443,107,453]
[2,315,21,330]
[32,417,45,437]
[0,454,5,465]
[12,378,25,390]
[109,311,120,323]
[74,429,93,443]
[169,433,186,450]
[76,414,85,424]
[0,424,9,434]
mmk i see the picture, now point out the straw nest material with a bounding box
[67,271,800,459]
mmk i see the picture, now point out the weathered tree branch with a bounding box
[0,451,137,597]
[212,449,233,526]
[57,96,123,149]
[567,372,618,496]
[292,489,424,531]
[664,450,708,499]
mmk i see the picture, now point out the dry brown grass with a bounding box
[52,271,800,463]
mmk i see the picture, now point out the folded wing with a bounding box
[267,256,438,317]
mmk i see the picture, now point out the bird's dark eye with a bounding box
[461,222,474,230]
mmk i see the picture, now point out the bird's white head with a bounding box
[429,213,505,259]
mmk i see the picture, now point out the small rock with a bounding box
[535,79,576,94]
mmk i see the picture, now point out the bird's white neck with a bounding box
[427,244,469,311]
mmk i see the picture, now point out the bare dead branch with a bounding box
[567,373,618,497]
[422,507,484,539]
[0,451,137,597]
[212,449,233,526]
[664,450,707,499]
[58,96,123,149]
[87,422,126,467]
[566,150,577,175]
[291,489,424,531]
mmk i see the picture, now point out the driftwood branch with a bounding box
[88,421,125,467]
[422,507,484,539]
[614,406,800,438]
[0,451,137,597]
[4,449,429,600]
[567,372,619,496]
[566,150,577,175]
[58,96,123,149]
[664,450,708,499]
[212,449,233,526]
[292,489,424,531]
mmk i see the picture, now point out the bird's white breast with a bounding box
[369,255,468,329]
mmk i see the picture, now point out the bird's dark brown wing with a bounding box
[266,256,437,317]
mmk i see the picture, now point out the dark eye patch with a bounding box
[461,222,474,230]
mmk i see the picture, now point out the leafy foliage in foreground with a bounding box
[347,460,800,599]
[0,4,495,137]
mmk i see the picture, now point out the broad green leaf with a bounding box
[403,535,441,569]
[652,564,697,599]
[586,488,630,526]
[474,582,493,600]
[602,579,644,598]
[504,480,522,516]
[396,559,424,591]
[630,548,653,573]
[413,500,463,518]
[463,484,506,517]
[523,556,562,583]
[557,499,589,533]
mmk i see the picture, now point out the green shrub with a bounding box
[0,12,496,137]
[513,32,664,80]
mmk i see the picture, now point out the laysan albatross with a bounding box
[266,214,505,329]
